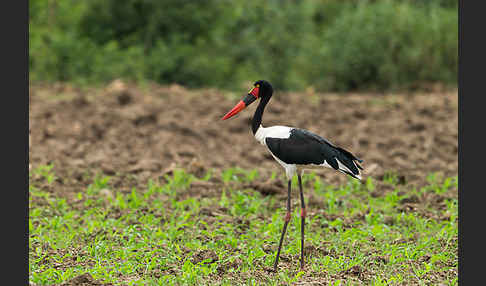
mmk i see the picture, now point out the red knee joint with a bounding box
[301,208,306,218]
[284,212,291,222]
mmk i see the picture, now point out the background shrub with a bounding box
[29,0,458,92]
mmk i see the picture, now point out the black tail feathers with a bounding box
[336,147,363,163]
[335,147,364,179]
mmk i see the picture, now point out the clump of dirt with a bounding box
[191,249,218,265]
[59,273,111,286]
[216,257,243,274]
[304,244,330,257]
[29,82,458,198]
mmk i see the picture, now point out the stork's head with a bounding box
[222,80,273,120]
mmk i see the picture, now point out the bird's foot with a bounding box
[264,266,277,273]
[300,263,305,272]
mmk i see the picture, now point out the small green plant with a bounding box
[221,167,259,184]
[32,164,57,184]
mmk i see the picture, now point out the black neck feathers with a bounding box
[250,80,273,134]
[252,96,270,134]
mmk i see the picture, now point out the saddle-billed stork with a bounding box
[222,80,364,271]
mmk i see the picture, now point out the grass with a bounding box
[29,166,458,285]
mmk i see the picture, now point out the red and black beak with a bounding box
[222,86,260,120]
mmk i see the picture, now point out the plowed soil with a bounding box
[29,81,458,197]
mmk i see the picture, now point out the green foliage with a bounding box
[31,164,56,184]
[29,165,457,285]
[311,0,458,91]
[29,0,457,91]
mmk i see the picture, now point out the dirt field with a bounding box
[30,81,457,195]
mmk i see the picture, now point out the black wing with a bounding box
[265,128,363,178]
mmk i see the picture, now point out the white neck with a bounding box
[254,125,267,145]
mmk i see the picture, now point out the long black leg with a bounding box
[273,180,292,271]
[298,174,306,270]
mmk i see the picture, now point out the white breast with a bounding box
[254,125,297,179]
[254,125,293,145]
